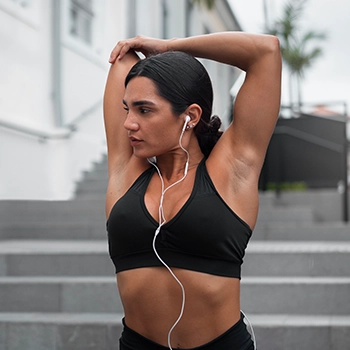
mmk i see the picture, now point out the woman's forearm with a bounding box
[167,32,280,72]
[109,32,281,74]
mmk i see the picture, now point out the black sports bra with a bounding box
[107,159,252,278]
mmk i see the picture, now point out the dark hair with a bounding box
[125,51,222,157]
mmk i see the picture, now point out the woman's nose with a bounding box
[124,114,139,131]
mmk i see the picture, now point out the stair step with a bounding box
[91,158,108,171]
[0,200,106,224]
[0,312,123,350]
[253,222,350,241]
[0,276,123,313]
[257,205,314,223]
[75,180,108,194]
[241,277,350,315]
[243,241,350,276]
[0,240,111,276]
[73,193,106,201]
[0,313,348,350]
[249,314,350,350]
[82,168,108,180]
[0,223,106,240]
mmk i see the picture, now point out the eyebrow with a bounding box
[122,99,156,107]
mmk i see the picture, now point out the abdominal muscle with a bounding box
[117,266,241,348]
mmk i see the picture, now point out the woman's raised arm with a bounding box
[103,50,140,217]
[110,32,282,171]
[166,32,282,170]
[103,50,139,173]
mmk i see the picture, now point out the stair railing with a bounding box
[273,124,349,222]
[0,99,102,143]
[0,119,74,142]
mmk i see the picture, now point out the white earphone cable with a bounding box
[148,118,257,350]
[147,117,190,350]
[240,310,257,350]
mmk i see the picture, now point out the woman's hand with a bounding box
[109,35,171,63]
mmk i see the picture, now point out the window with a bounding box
[60,0,106,65]
[69,0,94,45]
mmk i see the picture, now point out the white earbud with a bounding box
[182,115,191,133]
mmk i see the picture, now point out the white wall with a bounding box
[0,0,123,199]
[0,0,53,129]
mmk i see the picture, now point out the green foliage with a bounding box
[265,181,308,191]
[270,0,327,77]
[191,0,215,10]
[268,0,327,109]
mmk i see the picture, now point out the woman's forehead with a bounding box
[124,77,166,104]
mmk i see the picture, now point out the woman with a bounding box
[104,32,281,349]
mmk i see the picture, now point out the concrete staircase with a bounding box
[0,155,349,349]
[241,194,350,350]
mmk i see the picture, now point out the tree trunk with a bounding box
[289,71,294,115]
[296,74,302,114]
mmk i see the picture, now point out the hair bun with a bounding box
[195,115,223,157]
[208,115,221,133]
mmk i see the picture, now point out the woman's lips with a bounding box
[129,136,142,146]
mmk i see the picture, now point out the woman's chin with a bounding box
[133,149,156,160]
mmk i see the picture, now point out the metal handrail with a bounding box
[0,120,74,142]
[272,123,348,222]
[68,99,102,126]
[0,99,102,142]
[274,125,344,153]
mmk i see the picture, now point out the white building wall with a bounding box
[166,0,187,39]
[0,0,241,200]
[0,0,124,200]
[0,0,53,129]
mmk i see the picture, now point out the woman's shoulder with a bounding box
[106,156,150,215]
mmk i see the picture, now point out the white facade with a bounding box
[0,0,241,200]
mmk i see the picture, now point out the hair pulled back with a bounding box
[125,51,222,157]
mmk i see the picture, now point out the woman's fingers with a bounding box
[109,37,143,63]
[109,41,131,63]
[109,36,168,63]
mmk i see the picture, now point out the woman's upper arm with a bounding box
[219,36,282,170]
[103,51,139,173]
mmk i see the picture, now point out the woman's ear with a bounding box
[185,104,202,127]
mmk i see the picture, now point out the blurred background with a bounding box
[0,0,348,204]
[0,1,349,349]
[231,0,350,114]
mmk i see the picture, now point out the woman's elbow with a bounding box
[262,35,281,57]
[263,35,282,71]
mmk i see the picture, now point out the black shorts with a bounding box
[119,313,255,350]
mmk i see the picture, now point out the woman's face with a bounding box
[123,76,184,159]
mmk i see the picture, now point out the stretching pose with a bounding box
[104,32,282,349]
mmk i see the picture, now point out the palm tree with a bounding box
[268,0,326,113]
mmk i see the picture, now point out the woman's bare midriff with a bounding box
[117,266,241,348]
